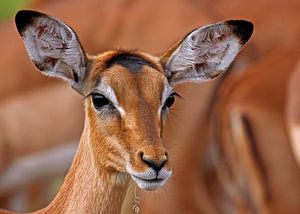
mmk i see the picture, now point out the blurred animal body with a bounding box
[206,49,300,213]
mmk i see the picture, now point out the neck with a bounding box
[37,128,130,214]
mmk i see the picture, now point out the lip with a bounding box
[130,174,167,190]
[131,174,165,183]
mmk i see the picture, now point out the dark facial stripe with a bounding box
[106,53,157,72]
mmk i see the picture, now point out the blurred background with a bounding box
[0,0,300,213]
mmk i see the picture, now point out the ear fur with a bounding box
[161,20,253,85]
[15,10,89,94]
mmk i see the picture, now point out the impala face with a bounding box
[15,10,253,190]
[86,52,174,190]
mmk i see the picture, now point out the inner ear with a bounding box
[15,10,89,94]
[161,20,253,85]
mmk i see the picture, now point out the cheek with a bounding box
[96,114,131,154]
[89,116,129,169]
[87,105,122,144]
[94,114,123,141]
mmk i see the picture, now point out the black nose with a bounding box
[141,153,168,172]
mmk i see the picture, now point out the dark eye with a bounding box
[164,94,175,108]
[91,93,110,109]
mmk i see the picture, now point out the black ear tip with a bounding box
[15,10,45,35]
[226,20,254,44]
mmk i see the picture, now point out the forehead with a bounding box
[89,51,169,103]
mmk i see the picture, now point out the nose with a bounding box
[140,152,168,172]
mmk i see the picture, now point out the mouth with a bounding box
[131,174,168,190]
[127,167,172,191]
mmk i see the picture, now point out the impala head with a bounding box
[15,10,253,190]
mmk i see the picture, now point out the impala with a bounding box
[0,10,252,213]
[207,49,300,213]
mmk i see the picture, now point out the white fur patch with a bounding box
[165,22,241,85]
[94,80,126,116]
[158,81,173,115]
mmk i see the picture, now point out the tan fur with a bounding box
[35,126,129,214]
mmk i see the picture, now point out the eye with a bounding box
[91,93,110,109]
[164,94,175,109]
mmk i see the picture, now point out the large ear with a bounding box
[15,10,89,94]
[160,20,253,85]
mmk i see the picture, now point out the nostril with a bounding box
[140,151,144,160]
[141,154,168,172]
[165,151,168,158]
